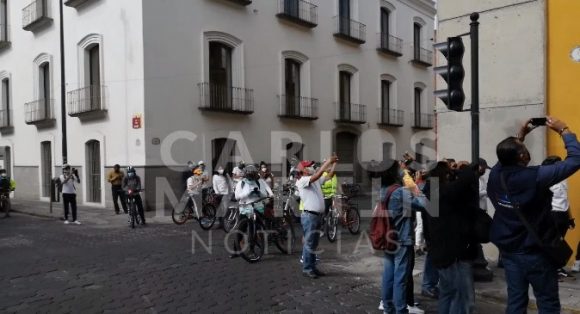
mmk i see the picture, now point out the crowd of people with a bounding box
[33,115,580,313]
[372,116,580,314]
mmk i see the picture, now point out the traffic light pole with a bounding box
[470,13,480,164]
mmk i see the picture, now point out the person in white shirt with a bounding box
[213,165,231,223]
[542,156,575,278]
[59,164,81,225]
[235,164,273,216]
[296,155,338,279]
[186,167,204,215]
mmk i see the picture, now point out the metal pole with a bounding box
[59,0,67,165]
[470,13,479,164]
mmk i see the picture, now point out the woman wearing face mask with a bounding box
[213,166,231,226]
[259,162,274,189]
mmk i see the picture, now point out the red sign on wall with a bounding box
[132,115,142,129]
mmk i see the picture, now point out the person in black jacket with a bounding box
[488,117,580,313]
[423,161,479,314]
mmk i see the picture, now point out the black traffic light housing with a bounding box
[434,37,465,111]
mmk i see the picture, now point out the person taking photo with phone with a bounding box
[488,117,580,313]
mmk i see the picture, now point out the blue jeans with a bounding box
[422,251,439,292]
[438,261,475,314]
[301,212,321,272]
[502,251,560,314]
[382,245,411,314]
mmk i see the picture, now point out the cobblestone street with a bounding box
[0,211,512,313]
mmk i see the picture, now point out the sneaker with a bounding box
[64,220,70,225]
[378,300,384,311]
[572,261,580,273]
[558,268,575,279]
[407,305,425,314]
[72,221,81,225]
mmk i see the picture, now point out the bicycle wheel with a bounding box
[130,203,136,229]
[238,218,265,263]
[346,207,361,234]
[326,211,338,242]
[172,205,192,225]
[198,204,217,230]
[274,215,296,254]
[0,198,8,218]
[223,206,239,233]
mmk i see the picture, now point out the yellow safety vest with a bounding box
[321,172,337,198]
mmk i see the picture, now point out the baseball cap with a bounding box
[198,160,205,165]
[297,160,315,171]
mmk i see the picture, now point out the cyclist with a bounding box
[186,166,204,216]
[122,166,146,225]
[198,160,212,202]
[0,169,15,216]
[230,164,273,258]
[235,164,273,216]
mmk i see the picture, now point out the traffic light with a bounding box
[434,37,465,111]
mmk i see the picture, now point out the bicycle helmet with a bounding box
[243,164,259,180]
[127,166,136,173]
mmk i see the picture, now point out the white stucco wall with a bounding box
[436,0,546,165]
[141,0,436,170]
[0,0,145,204]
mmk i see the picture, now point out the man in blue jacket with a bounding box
[488,117,580,313]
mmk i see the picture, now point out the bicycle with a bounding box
[233,196,295,263]
[324,194,361,242]
[171,192,216,230]
[0,192,10,218]
[223,202,239,233]
[341,183,361,198]
[126,189,144,229]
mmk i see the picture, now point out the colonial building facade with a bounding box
[0,0,435,211]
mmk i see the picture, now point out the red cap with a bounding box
[297,160,315,171]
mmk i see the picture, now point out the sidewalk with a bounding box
[331,238,580,313]
[10,199,173,228]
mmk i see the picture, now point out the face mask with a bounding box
[304,167,315,175]
[218,170,224,175]
[128,172,135,178]
[0,174,6,178]
[261,167,267,172]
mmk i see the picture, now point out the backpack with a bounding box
[369,184,401,251]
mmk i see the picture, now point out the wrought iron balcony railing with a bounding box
[25,99,55,125]
[333,16,366,44]
[412,113,434,129]
[378,108,404,127]
[276,0,318,28]
[221,0,252,6]
[278,95,318,120]
[377,33,402,57]
[67,85,107,117]
[64,0,98,8]
[335,102,366,124]
[198,83,254,114]
[0,24,11,50]
[22,0,53,31]
[0,109,11,129]
[413,47,433,67]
